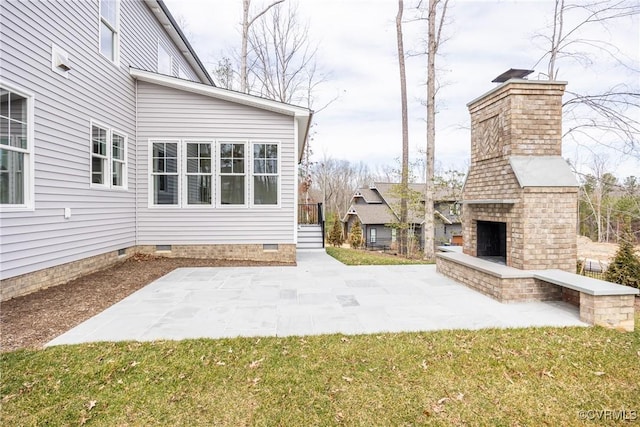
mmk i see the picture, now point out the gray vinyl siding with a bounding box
[136,81,296,244]
[0,0,203,279]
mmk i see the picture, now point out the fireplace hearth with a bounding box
[476,221,506,264]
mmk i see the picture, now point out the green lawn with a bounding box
[326,246,433,265]
[2,317,639,425]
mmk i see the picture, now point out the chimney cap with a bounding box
[492,68,534,83]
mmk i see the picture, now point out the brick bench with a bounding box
[533,270,638,332]
[436,250,638,331]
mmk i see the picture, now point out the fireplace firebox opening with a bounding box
[477,221,507,264]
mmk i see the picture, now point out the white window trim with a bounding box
[148,139,181,208]
[250,140,281,208]
[183,139,214,207]
[89,120,128,191]
[99,0,120,66]
[157,41,172,76]
[217,140,248,208]
[0,81,35,212]
[111,130,127,189]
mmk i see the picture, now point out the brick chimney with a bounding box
[462,78,579,272]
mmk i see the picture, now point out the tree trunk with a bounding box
[423,0,437,260]
[241,0,250,93]
[240,0,285,94]
[396,0,409,256]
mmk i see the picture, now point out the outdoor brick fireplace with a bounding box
[461,77,579,271]
[436,73,638,331]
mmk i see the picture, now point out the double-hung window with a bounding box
[91,123,127,189]
[219,142,246,205]
[185,142,212,205]
[151,141,179,205]
[111,133,126,187]
[252,142,278,205]
[0,86,33,209]
[99,0,119,63]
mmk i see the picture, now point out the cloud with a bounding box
[165,0,639,177]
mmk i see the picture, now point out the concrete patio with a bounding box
[48,250,587,346]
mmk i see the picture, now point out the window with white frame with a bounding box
[91,125,107,184]
[185,142,212,205]
[151,141,179,205]
[91,123,127,189]
[111,132,125,187]
[0,86,32,207]
[219,142,246,205]
[370,228,377,244]
[252,142,278,205]
[158,42,172,75]
[99,0,119,63]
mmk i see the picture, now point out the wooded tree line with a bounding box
[579,173,640,244]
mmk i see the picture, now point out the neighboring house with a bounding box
[342,182,462,250]
[0,0,312,301]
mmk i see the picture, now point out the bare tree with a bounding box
[309,157,376,219]
[396,0,410,255]
[534,0,640,157]
[247,2,320,105]
[213,56,236,90]
[419,0,449,260]
[241,0,285,93]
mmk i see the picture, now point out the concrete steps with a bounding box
[297,224,324,249]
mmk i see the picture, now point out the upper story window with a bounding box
[91,122,127,190]
[158,42,172,75]
[99,0,120,64]
[0,85,33,210]
[252,142,278,205]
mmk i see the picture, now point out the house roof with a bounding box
[353,188,383,203]
[129,68,313,162]
[373,182,460,202]
[146,0,214,86]
[343,203,398,225]
[343,182,462,225]
[509,156,579,188]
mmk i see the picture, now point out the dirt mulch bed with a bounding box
[1,254,292,353]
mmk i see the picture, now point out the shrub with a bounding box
[604,220,640,289]
[327,219,344,247]
[349,219,364,249]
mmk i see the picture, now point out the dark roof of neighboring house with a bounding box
[345,203,397,225]
[353,187,383,203]
[343,182,462,225]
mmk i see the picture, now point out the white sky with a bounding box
[165,0,639,180]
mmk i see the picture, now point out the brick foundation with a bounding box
[1,243,296,301]
[1,248,135,301]
[135,244,296,263]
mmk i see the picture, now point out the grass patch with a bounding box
[2,316,639,425]
[326,247,433,265]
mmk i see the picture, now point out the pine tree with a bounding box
[328,219,344,247]
[604,219,640,289]
[349,219,364,249]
